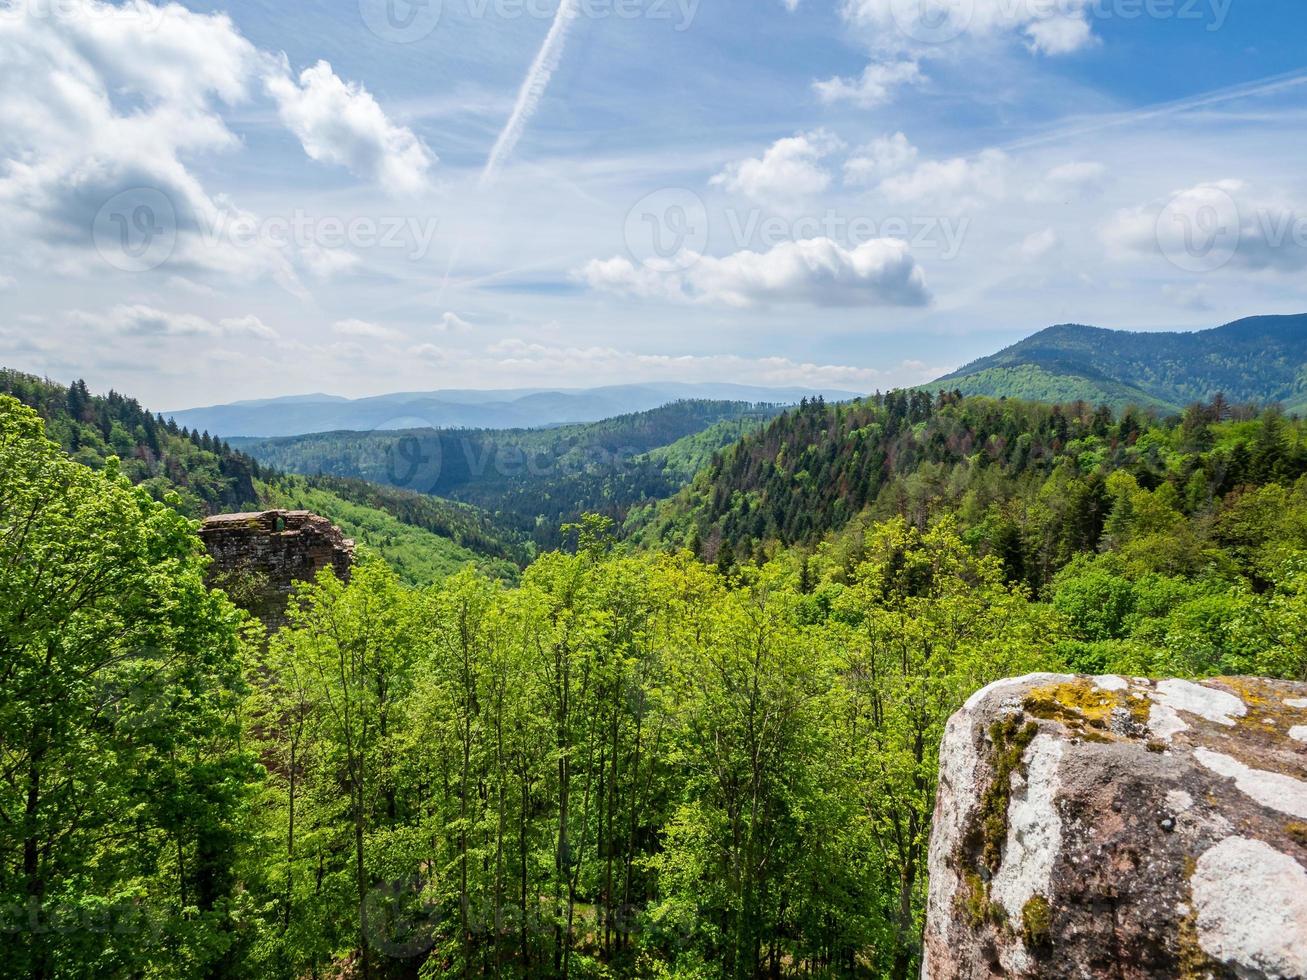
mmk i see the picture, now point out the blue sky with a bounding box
[1,0,1306,408]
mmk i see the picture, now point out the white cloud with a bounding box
[0,0,432,290]
[218,314,279,340]
[711,131,843,208]
[265,60,435,195]
[479,337,938,390]
[814,59,923,107]
[879,148,1008,208]
[1027,161,1108,202]
[69,304,276,339]
[1015,227,1060,261]
[333,318,402,340]
[1102,179,1307,273]
[436,312,475,333]
[579,237,929,309]
[300,243,362,280]
[840,0,1099,56]
[0,0,266,273]
[1023,12,1094,54]
[408,343,449,363]
[844,132,918,186]
[826,0,1098,115]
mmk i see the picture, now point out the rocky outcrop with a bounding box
[922,674,1307,980]
[201,510,354,630]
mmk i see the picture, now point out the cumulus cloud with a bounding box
[0,0,433,288]
[408,343,449,363]
[578,238,930,309]
[825,0,1098,117]
[844,132,918,186]
[265,60,436,195]
[0,1,263,270]
[69,305,278,339]
[813,59,923,107]
[436,312,475,334]
[1027,161,1108,202]
[840,0,1099,56]
[711,131,843,208]
[1102,179,1307,273]
[879,149,1008,208]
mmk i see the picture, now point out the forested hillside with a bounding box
[0,368,529,582]
[0,367,265,515]
[932,314,1307,411]
[236,400,781,549]
[4,391,1305,980]
[635,389,1307,591]
[262,476,525,585]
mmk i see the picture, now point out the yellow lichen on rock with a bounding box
[1024,680,1116,725]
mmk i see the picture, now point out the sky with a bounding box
[1,0,1306,409]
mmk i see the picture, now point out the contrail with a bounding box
[479,0,580,187]
[1002,67,1307,151]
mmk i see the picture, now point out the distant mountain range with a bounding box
[167,383,862,438]
[931,314,1307,414]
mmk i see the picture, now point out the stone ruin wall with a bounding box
[200,510,354,630]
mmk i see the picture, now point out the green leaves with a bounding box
[9,374,1307,980]
[0,396,254,978]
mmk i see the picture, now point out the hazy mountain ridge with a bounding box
[933,314,1307,412]
[169,382,862,437]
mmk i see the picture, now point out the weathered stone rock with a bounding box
[922,674,1307,980]
[201,510,354,630]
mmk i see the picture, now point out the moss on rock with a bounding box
[1021,895,1052,948]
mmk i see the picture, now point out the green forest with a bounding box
[3,375,1307,979]
[932,314,1307,413]
[234,402,779,551]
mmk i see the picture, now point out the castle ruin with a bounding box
[201,510,354,630]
